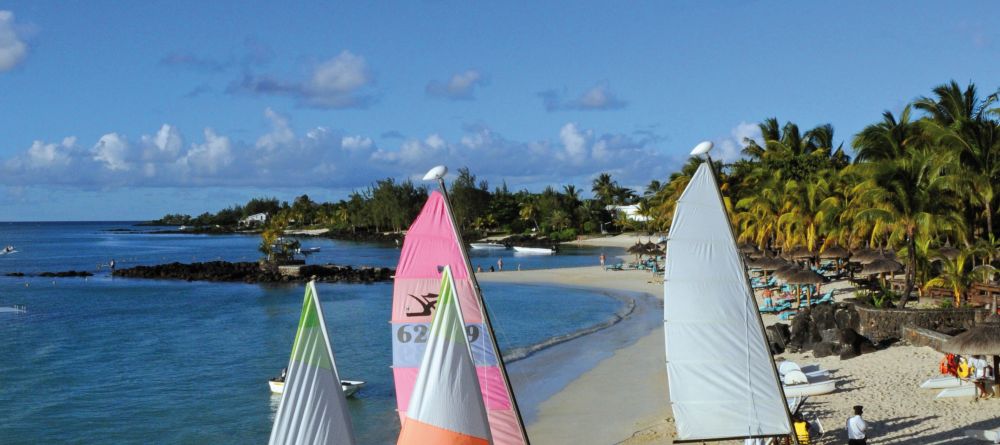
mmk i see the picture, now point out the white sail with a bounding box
[663,162,792,441]
[270,282,356,445]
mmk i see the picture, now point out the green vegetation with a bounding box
[645,80,1000,308]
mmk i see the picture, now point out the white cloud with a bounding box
[426,69,486,100]
[539,81,627,111]
[230,50,374,109]
[93,133,131,171]
[559,123,590,165]
[341,135,373,152]
[26,138,75,168]
[181,129,233,175]
[0,11,27,71]
[714,121,762,162]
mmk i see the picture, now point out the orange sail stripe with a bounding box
[398,417,490,445]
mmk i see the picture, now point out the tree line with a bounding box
[646,80,1000,307]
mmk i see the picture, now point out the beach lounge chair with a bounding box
[965,428,1000,443]
[604,262,624,271]
[759,301,792,313]
[778,310,796,320]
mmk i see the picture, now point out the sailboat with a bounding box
[398,266,493,444]
[662,141,797,443]
[269,281,356,445]
[391,165,529,445]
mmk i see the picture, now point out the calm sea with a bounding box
[0,222,623,444]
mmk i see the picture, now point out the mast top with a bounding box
[423,165,448,181]
[689,141,713,157]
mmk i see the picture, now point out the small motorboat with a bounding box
[470,242,507,250]
[0,245,17,256]
[269,377,365,397]
[298,247,321,254]
[512,246,555,255]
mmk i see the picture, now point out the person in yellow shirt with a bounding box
[792,413,811,444]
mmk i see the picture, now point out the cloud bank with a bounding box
[1,110,681,191]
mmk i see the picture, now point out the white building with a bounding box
[240,212,268,227]
[607,205,650,222]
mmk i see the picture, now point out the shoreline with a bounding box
[478,265,669,443]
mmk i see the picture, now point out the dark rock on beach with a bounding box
[778,301,876,360]
[112,261,393,284]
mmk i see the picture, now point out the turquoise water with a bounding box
[0,222,623,444]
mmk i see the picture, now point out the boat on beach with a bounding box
[512,246,555,255]
[662,142,800,442]
[920,375,970,389]
[469,242,507,250]
[935,384,978,399]
[268,378,365,397]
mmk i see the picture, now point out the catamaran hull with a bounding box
[920,376,968,389]
[935,385,977,399]
[269,379,365,397]
[965,428,1000,443]
[470,243,507,250]
[512,246,554,255]
[782,379,836,397]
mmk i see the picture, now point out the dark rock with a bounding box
[38,270,93,277]
[812,341,838,358]
[766,324,790,354]
[838,328,860,350]
[859,341,878,355]
[112,261,393,284]
[789,307,822,349]
[5,272,24,277]
[839,350,860,360]
[820,328,840,344]
[811,303,838,331]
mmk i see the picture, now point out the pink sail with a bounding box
[392,191,528,445]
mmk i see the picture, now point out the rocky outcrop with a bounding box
[5,270,93,277]
[771,302,877,360]
[112,261,393,283]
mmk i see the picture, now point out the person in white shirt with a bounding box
[847,405,867,445]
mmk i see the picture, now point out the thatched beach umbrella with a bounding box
[627,242,646,258]
[819,245,849,260]
[773,262,798,281]
[739,243,761,257]
[851,247,882,264]
[937,245,960,261]
[747,256,787,271]
[785,246,814,260]
[782,266,825,306]
[862,258,903,289]
[940,318,1000,388]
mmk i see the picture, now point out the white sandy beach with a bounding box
[478,233,1000,444]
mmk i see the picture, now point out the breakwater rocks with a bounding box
[112,261,393,284]
[5,271,94,278]
[766,302,878,360]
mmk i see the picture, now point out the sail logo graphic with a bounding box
[405,293,438,317]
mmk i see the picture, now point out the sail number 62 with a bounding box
[396,325,481,344]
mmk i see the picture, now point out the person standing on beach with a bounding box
[846,405,867,445]
[497,257,503,271]
[600,253,606,267]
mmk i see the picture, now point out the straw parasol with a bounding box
[937,245,960,261]
[862,258,903,289]
[851,247,882,264]
[739,244,761,258]
[785,246,814,260]
[818,245,849,260]
[862,258,903,275]
[627,243,646,259]
[747,256,788,271]
[781,266,825,306]
[940,317,1000,388]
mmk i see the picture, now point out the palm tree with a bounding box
[852,106,925,162]
[591,173,617,206]
[519,200,540,232]
[924,247,998,307]
[854,148,966,307]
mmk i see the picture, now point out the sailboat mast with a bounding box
[703,155,799,445]
[435,178,532,444]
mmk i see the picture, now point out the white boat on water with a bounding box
[268,378,365,397]
[298,247,321,254]
[0,305,26,314]
[512,246,555,255]
[0,245,17,255]
[469,242,507,250]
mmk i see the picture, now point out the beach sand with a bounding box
[477,233,1000,444]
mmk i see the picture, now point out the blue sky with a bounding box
[1,2,998,221]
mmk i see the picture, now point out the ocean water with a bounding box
[0,222,624,444]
